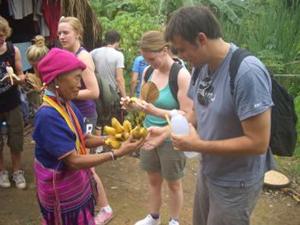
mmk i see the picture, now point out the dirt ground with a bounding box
[0,134,299,225]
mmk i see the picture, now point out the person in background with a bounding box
[91,30,126,98]
[26,35,49,75]
[33,48,144,225]
[130,54,148,97]
[146,6,275,225]
[25,35,48,108]
[123,30,193,225]
[0,16,26,190]
[58,16,112,225]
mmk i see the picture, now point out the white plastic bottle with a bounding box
[170,110,199,158]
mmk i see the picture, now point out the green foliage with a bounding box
[100,13,162,72]
[90,0,163,89]
[221,0,300,74]
[90,0,300,92]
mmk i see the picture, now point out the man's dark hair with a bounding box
[104,30,121,45]
[165,6,222,44]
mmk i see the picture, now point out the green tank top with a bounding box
[144,79,179,128]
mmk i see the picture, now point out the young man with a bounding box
[0,16,26,189]
[91,30,126,98]
[91,30,126,127]
[145,6,275,225]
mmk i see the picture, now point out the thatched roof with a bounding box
[61,0,102,50]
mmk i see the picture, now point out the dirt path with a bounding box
[0,136,299,225]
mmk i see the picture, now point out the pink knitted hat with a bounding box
[37,48,86,85]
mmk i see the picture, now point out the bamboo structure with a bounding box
[61,0,102,50]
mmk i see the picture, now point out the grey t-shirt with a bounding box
[90,47,124,91]
[188,44,275,187]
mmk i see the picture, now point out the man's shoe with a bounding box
[134,215,161,225]
[12,170,26,189]
[94,208,113,225]
[0,170,11,188]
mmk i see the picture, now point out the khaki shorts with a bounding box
[0,105,24,152]
[140,141,186,181]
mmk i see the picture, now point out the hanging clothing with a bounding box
[42,0,61,41]
[33,0,50,37]
[8,0,33,20]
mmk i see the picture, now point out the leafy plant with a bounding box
[221,0,300,74]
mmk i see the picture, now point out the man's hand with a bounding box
[171,123,201,151]
[142,126,170,150]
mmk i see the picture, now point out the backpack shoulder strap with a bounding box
[144,66,154,82]
[144,63,182,103]
[6,41,16,69]
[229,48,252,95]
[169,62,182,103]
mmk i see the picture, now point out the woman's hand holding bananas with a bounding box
[104,117,148,150]
[115,135,146,157]
[120,96,147,112]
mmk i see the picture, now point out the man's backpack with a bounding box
[95,72,122,127]
[230,48,298,156]
[144,62,182,105]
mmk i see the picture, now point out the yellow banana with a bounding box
[103,126,116,135]
[131,125,141,139]
[122,132,130,141]
[139,127,148,138]
[110,140,121,149]
[111,117,124,133]
[123,120,132,133]
[104,137,121,149]
[114,133,123,140]
[129,97,138,103]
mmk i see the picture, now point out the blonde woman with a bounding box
[27,35,49,72]
[0,16,26,190]
[25,35,48,107]
[123,31,193,225]
[58,17,112,225]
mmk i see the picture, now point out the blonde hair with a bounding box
[0,16,12,38]
[26,35,49,63]
[59,16,83,41]
[139,30,169,52]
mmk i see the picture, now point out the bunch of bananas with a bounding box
[125,110,146,128]
[103,117,148,149]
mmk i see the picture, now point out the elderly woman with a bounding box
[33,48,144,225]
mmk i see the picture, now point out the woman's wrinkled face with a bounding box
[57,22,79,50]
[141,49,167,69]
[56,69,82,100]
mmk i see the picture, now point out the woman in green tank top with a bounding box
[124,31,193,225]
